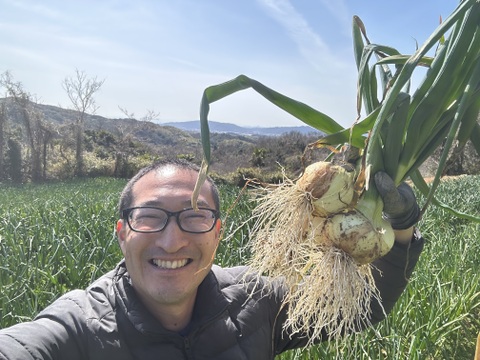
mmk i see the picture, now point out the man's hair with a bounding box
[118,159,220,217]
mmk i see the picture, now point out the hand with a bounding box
[374,172,420,230]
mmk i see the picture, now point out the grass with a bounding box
[0,176,479,359]
[0,178,125,325]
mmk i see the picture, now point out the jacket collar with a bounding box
[113,260,231,337]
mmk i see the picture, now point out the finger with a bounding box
[374,172,397,199]
[397,183,416,207]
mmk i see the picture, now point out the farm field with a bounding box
[0,176,479,359]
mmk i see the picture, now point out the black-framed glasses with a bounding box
[122,207,220,234]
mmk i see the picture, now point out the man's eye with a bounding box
[133,210,164,220]
[183,210,211,221]
[139,213,161,219]
[185,213,205,219]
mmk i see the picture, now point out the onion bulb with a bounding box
[309,210,394,265]
[296,161,355,216]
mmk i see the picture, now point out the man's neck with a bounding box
[143,291,197,332]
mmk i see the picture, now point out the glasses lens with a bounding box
[178,208,216,233]
[128,208,168,232]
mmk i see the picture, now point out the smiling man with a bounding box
[116,162,222,333]
[0,159,424,359]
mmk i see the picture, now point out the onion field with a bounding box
[0,177,479,359]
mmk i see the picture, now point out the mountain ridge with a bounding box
[159,120,321,136]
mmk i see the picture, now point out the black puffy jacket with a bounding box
[0,234,423,360]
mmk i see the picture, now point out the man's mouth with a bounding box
[151,259,190,269]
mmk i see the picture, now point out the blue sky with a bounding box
[0,0,460,128]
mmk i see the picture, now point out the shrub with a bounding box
[228,167,263,187]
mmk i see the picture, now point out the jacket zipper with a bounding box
[184,336,193,359]
[182,307,232,359]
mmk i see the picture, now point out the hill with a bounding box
[0,97,324,181]
[1,98,319,140]
[1,97,468,183]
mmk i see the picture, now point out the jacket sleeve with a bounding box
[0,292,89,360]
[274,228,424,352]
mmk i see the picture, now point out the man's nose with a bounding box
[154,217,189,253]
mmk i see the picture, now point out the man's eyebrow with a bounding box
[138,199,212,208]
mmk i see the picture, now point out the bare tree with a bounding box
[118,106,160,122]
[39,121,55,180]
[0,71,47,182]
[111,106,161,177]
[62,69,105,177]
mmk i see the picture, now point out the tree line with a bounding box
[1,69,478,185]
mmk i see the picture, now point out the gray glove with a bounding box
[374,171,420,230]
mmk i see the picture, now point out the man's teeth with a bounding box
[152,259,189,269]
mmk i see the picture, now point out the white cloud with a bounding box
[256,0,348,74]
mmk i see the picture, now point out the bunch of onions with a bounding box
[245,160,394,341]
[193,0,480,345]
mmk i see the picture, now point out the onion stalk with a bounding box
[192,0,480,345]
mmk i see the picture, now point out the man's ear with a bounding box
[116,220,126,250]
[214,219,222,240]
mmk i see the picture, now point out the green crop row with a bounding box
[0,177,479,359]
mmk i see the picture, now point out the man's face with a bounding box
[116,166,221,313]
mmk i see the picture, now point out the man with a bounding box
[0,159,423,359]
